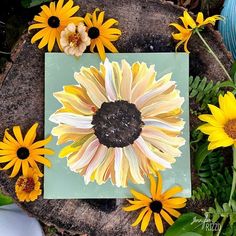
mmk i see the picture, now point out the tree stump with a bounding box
[0,0,233,235]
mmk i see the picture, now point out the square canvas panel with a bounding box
[44,53,190,199]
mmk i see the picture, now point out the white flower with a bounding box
[60,22,91,57]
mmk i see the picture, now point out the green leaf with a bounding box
[218,81,236,89]
[194,142,211,172]
[165,213,213,236]
[179,233,202,236]
[21,0,50,8]
[0,193,13,206]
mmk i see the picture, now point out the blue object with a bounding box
[219,0,236,60]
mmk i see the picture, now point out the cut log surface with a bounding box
[0,0,233,235]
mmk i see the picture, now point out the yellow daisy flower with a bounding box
[0,123,53,178]
[15,168,42,202]
[28,0,82,52]
[198,92,236,150]
[123,172,187,233]
[49,59,185,187]
[83,9,121,61]
[170,10,224,53]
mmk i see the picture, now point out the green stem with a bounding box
[0,51,10,55]
[195,29,232,82]
[216,216,227,236]
[215,147,236,236]
[229,147,236,206]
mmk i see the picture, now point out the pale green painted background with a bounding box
[44,53,191,199]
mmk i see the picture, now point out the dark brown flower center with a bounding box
[224,119,236,139]
[88,27,100,39]
[48,16,60,28]
[23,177,35,193]
[92,100,144,148]
[150,200,163,213]
[17,147,30,160]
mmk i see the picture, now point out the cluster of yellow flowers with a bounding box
[0,123,53,202]
[29,0,121,61]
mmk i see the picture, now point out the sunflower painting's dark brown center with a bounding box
[88,27,100,39]
[92,100,144,148]
[48,16,60,28]
[150,201,163,213]
[224,119,236,139]
[17,147,30,160]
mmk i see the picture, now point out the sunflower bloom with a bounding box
[49,59,185,187]
[170,10,224,53]
[198,92,236,150]
[83,9,121,61]
[28,0,82,52]
[123,172,186,233]
[15,168,42,202]
[0,123,53,177]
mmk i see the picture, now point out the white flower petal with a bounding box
[120,60,132,102]
[114,147,123,187]
[141,97,184,117]
[74,72,108,108]
[144,136,182,157]
[135,80,176,109]
[143,118,184,132]
[104,58,117,101]
[49,112,93,129]
[123,145,145,184]
[70,138,100,170]
[67,23,76,32]
[142,126,185,147]
[135,136,172,168]
[84,144,108,184]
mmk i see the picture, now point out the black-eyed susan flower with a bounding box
[60,22,91,57]
[198,92,236,150]
[83,9,121,61]
[49,59,185,187]
[123,172,186,233]
[28,0,82,52]
[15,168,42,202]
[170,10,224,53]
[0,123,53,177]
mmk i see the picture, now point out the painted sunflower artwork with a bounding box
[49,58,186,187]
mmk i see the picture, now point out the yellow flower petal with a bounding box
[162,186,183,199]
[33,155,51,168]
[208,138,234,150]
[196,12,204,24]
[131,207,149,227]
[10,159,21,178]
[23,123,38,146]
[164,197,187,205]
[163,206,181,218]
[13,126,24,145]
[130,189,152,202]
[154,213,164,233]
[160,209,174,225]
[30,135,52,150]
[96,37,106,61]
[22,160,29,176]
[123,204,147,212]
[156,172,162,197]
[141,209,152,232]
[198,114,223,127]
[183,10,197,28]
[208,104,226,125]
[149,174,157,199]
